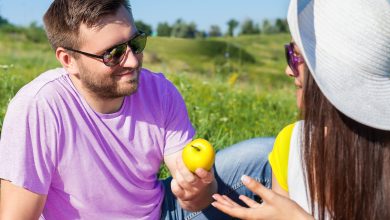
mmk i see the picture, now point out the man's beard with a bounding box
[78,64,141,99]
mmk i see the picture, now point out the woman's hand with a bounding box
[211,175,313,220]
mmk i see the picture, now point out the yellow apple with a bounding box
[182,138,215,173]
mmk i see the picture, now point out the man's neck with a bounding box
[69,75,124,114]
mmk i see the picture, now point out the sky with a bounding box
[0,0,290,33]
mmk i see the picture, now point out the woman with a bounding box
[211,0,390,219]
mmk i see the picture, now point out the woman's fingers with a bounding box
[212,194,234,207]
[211,200,249,219]
[239,195,261,208]
[222,195,241,207]
[241,175,275,204]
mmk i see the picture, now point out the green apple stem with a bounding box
[191,145,201,151]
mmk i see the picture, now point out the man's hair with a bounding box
[302,72,390,220]
[43,0,131,51]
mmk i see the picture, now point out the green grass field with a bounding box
[0,31,298,177]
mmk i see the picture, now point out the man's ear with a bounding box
[56,47,79,75]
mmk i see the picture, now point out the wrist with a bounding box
[293,207,313,220]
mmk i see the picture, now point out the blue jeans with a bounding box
[161,137,274,220]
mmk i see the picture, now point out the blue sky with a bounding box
[0,0,290,32]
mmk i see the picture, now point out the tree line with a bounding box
[137,18,289,38]
[0,14,288,41]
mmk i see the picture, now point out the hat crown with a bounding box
[300,0,390,77]
[288,0,390,130]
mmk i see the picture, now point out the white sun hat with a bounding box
[287,0,390,130]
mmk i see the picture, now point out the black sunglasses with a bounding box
[64,31,147,67]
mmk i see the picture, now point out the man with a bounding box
[0,0,273,219]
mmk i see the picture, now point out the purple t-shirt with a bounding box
[0,68,195,219]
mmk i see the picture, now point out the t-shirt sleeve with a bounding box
[268,123,295,192]
[162,79,195,155]
[0,96,58,195]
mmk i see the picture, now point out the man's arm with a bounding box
[0,180,46,220]
[164,150,217,212]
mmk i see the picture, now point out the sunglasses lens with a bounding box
[285,44,298,76]
[103,43,127,66]
[129,33,147,54]
[285,44,291,65]
[101,32,147,67]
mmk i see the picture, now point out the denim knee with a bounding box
[214,137,274,187]
[215,137,274,164]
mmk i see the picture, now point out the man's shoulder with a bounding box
[10,68,67,106]
[139,68,171,92]
[140,68,167,82]
[139,68,176,92]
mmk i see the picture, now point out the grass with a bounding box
[0,30,298,178]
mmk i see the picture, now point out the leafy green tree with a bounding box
[262,19,272,34]
[171,19,198,38]
[240,19,260,35]
[275,18,289,33]
[195,31,207,39]
[208,25,222,37]
[0,15,9,26]
[226,19,239,37]
[25,22,47,43]
[135,20,153,36]
[156,22,172,37]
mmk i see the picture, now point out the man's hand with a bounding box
[164,150,217,211]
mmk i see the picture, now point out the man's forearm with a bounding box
[179,179,218,212]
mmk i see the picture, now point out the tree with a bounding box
[0,15,9,26]
[262,19,274,34]
[275,18,289,33]
[171,19,198,38]
[25,22,47,43]
[240,19,260,35]
[226,19,239,37]
[195,31,207,39]
[156,22,172,37]
[208,25,222,37]
[135,20,153,36]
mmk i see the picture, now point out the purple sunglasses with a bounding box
[284,43,304,77]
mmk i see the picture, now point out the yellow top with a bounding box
[268,123,295,192]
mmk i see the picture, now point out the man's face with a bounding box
[74,6,143,99]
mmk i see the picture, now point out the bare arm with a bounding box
[0,180,46,220]
[271,171,289,197]
[164,150,217,211]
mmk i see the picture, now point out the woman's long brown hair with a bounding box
[302,73,390,220]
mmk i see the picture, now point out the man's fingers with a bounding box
[239,195,261,208]
[171,179,185,198]
[241,175,274,203]
[174,168,197,192]
[176,156,197,184]
[194,168,213,184]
